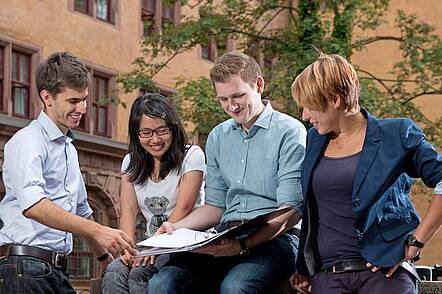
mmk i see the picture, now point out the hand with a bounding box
[92,225,135,257]
[119,248,136,267]
[289,273,311,294]
[132,255,156,267]
[366,244,420,278]
[193,239,241,257]
[155,222,176,235]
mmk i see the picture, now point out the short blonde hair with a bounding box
[291,53,359,111]
[210,51,262,87]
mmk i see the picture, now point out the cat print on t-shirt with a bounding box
[145,196,169,235]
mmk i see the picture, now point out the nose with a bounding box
[302,108,311,121]
[77,100,87,114]
[228,99,238,112]
[151,132,162,142]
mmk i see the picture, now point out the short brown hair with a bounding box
[36,52,90,102]
[210,51,262,87]
[291,52,359,111]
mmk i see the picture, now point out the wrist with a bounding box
[406,234,425,249]
[97,252,110,262]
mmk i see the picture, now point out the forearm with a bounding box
[173,204,223,231]
[24,198,101,239]
[168,204,195,223]
[83,215,108,256]
[245,206,301,249]
[119,207,138,243]
[414,194,442,244]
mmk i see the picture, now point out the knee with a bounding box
[220,278,256,294]
[148,269,174,294]
[101,259,129,283]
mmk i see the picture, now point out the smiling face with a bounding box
[41,87,88,134]
[301,100,341,135]
[138,115,173,161]
[215,75,264,131]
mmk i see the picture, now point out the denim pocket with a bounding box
[18,257,51,278]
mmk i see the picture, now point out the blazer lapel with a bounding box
[353,110,381,197]
[303,131,328,199]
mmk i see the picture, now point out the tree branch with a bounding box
[356,68,395,99]
[402,90,442,104]
[221,28,289,46]
[355,36,403,46]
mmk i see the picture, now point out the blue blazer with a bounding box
[296,109,442,276]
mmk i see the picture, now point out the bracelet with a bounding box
[97,252,110,262]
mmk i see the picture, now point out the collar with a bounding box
[231,100,273,131]
[37,111,75,141]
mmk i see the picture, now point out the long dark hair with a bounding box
[125,93,188,185]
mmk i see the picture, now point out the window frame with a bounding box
[70,0,118,25]
[92,74,109,136]
[11,50,31,118]
[141,0,180,37]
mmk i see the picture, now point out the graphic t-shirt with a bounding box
[122,145,206,237]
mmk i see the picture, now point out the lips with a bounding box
[149,144,164,151]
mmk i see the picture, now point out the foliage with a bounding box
[118,0,441,148]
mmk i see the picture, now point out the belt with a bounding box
[0,245,68,270]
[224,221,300,237]
[324,260,368,273]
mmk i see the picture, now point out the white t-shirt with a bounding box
[122,145,206,237]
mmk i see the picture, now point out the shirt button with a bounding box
[353,199,361,206]
[243,140,247,143]
[240,159,244,163]
[237,180,241,183]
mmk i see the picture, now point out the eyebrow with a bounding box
[68,95,89,101]
[217,92,245,99]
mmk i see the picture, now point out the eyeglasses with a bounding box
[137,125,171,138]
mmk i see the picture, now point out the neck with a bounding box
[241,103,265,132]
[333,111,365,138]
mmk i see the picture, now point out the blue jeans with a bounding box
[0,255,75,294]
[102,254,170,294]
[311,267,417,294]
[148,233,298,294]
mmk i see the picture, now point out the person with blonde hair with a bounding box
[289,52,442,294]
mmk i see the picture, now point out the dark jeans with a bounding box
[0,255,75,294]
[148,233,299,294]
[311,267,417,294]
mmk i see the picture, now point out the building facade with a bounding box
[0,0,440,291]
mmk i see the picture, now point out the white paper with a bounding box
[136,228,216,248]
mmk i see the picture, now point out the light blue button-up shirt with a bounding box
[0,111,92,254]
[205,102,306,225]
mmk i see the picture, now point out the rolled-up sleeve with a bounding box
[76,175,93,218]
[204,130,228,209]
[4,132,47,213]
[276,125,306,210]
[401,119,442,188]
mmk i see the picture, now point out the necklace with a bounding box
[334,118,366,149]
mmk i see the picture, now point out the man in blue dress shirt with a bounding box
[0,52,135,293]
[148,51,307,293]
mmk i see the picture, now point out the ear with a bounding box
[255,76,265,94]
[40,90,53,108]
[332,96,341,109]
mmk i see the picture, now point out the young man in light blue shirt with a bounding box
[149,51,307,293]
[0,52,135,293]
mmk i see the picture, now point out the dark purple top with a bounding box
[312,152,363,268]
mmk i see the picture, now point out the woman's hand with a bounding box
[119,248,136,267]
[289,272,311,294]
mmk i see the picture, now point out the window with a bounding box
[11,51,31,117]
[97,0,111,22]
[141,0,180,36]
[92,75,109,135]
[72,0,116,24]
[74,0,90,14]
[68,206,101,279]
[201,38,228,62]
[76,67,116,138]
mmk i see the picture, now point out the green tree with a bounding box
[118,0,442,148]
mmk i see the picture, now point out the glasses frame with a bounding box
[137,125,171,138]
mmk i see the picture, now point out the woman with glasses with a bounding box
[102,93,206,294]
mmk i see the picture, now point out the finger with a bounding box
[150,255,156,265]
[386,265,399,277]
[371,266,381,272]
[294,286,308,294]
[366,262,373,268]
[120,256,128,266]
[142,256,150,267]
